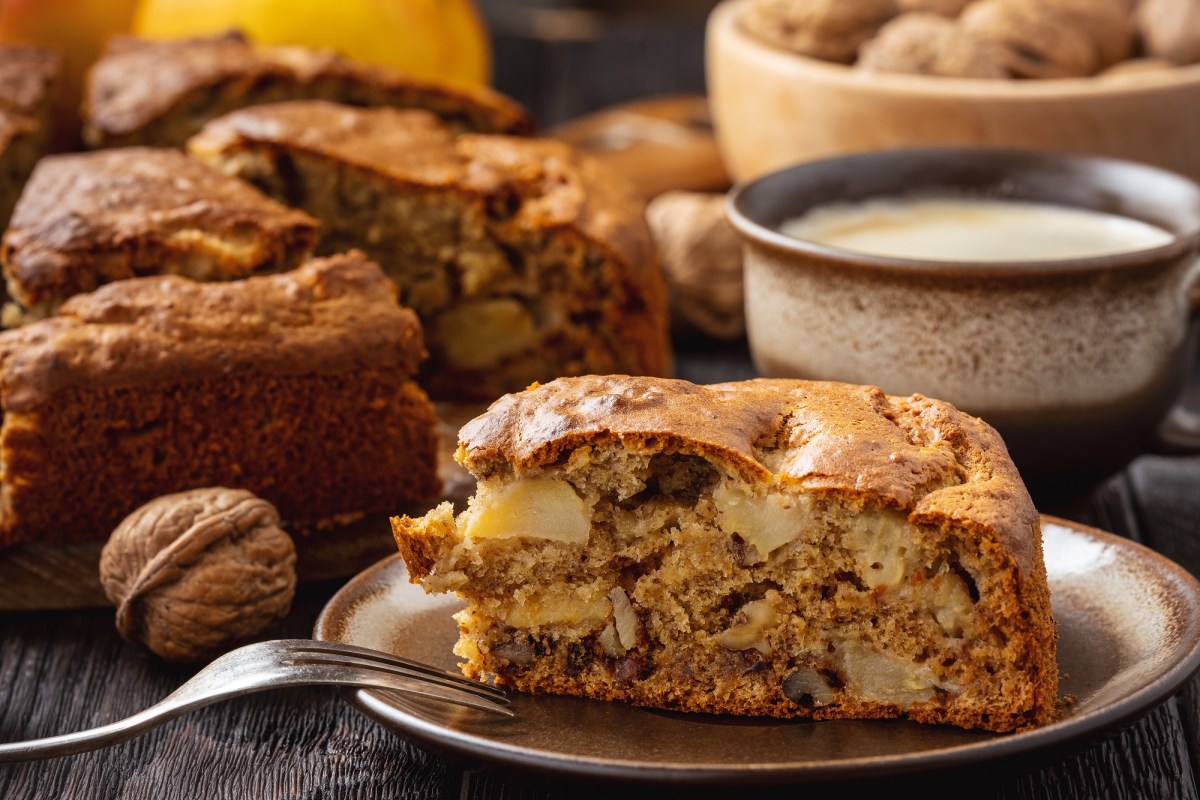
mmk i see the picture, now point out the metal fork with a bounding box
[0,639,511,762]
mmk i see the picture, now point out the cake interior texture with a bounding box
[394,377,1059,733]
[189,103,669,400]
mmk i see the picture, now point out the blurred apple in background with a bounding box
[133,0,492,86]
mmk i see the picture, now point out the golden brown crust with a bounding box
[188,102,660,294]
[457,375,1039,575]
[83,32,533,148]
[0,252,425,412]
[1,147,320,317]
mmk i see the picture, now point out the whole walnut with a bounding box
[858,13,1009,77]
[1138,0,1200,65]
[100,488,297,663]
[646,191,745,340]
[897,0,975,16]
[743,0,898,63]
[961,0,1134,78]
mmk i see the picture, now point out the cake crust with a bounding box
[83,32,533,148]
[0,251,424,411]
[1,147,320,324]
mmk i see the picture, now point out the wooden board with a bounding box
[0,403,485,611]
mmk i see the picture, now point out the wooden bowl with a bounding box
[707,0,1200,182]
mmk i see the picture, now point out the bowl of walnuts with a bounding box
[707,0,1200,182]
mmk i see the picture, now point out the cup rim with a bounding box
[727,146,1200,278]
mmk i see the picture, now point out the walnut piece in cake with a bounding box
[189,101,671,400]
[0,45,59,230]
[83,32,533,149]
[0,252,440,547]
[393,376,1059,733]
[0,147,319,326]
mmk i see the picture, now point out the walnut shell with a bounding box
[99,487,297,662]
[645,190,745,340]
[1138,0,1200,65]
[858,13,1009,78]
[743,0,898,63]
[960,0,1134,78]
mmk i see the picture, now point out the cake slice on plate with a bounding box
[392,375,1059,733]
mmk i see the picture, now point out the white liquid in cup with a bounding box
[780,197,1174,262]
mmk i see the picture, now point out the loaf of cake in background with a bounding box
[0,252,440,547]
[0,147,319,326]
[394,375,1058,733]
[189,101,672,400]
[82,31,533,149]
[0,44,58,230]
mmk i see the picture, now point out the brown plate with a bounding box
[313,516,1200,784]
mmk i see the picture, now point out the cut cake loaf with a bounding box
[0,252,440,547]
[83,32,533,149]
[0,44,59,230]
[392,376,1059,733]
[1,147,319,326]
[188,101,670,400]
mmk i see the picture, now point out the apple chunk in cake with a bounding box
[393,376,1059,733]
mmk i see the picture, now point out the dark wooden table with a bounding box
[4,5,1200,798]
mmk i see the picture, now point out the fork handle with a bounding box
[0,657,510,761]
[0,695,213,762]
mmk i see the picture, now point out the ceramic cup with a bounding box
[727,147,1200,483]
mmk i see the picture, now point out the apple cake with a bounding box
[0,252,440,548]
[0,147,319,326]
[392,376,1059,733]
[189,101,671,400]
[0,44,59,230]
[83,32,533,149]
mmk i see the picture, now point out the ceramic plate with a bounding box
[313,516,1200,784]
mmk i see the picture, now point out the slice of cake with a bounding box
[0,44,59,230]
[0,252,440,547]
[83,32,533,149]
[188,102,671,400]
[0,147,319,326]
[392,376,1059,733]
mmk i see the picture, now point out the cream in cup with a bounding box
[728,148,1200,483]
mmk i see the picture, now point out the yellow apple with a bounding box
[132,0,491,86]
